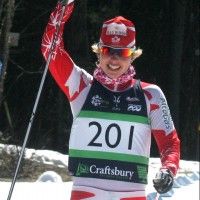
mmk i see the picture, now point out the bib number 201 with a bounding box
[88,121,134,150]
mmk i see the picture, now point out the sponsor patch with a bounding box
[126,96,140,102]
[91,95,109,107]
[76,163,135,181]
[106,22,127,36]
[127,104,142,112]
[160,97,173,130]
[112,95,121,111]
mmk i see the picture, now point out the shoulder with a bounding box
[139,80,165,101]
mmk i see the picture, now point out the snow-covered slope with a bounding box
[0,145,199,200]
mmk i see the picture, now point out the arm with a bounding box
[152,129,180,176]
[41,1,75,99]
[152,129,179,194]
[41,1,92,103]
[41,1,93,118]
[143,83,180,175]
[41,1,94,118]
[143,83,180,193]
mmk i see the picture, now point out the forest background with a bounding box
[0,0,199,161]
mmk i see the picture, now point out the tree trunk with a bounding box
[0,0,15,106]
[168,0,186,131]
[0,0,4,19]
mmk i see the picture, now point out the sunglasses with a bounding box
[100,46,134,58]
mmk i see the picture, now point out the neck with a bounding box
[93,66,136,92]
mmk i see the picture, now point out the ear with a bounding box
[95,60,100,66]
[97,53,100,61]
[131,56,135,63]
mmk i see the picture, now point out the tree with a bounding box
[0,0,198,160]
[168,0,186,131]
[0,0,15,105]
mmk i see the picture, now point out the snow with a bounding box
[0,145,199,200]
[0,182,73,200]
[0,179,199,200]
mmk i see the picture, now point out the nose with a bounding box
[110,53,120,60]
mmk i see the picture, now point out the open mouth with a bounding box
[108,64,121,71]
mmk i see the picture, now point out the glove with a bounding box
[153,168,174,194]
[59,0,69,6]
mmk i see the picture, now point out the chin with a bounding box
[107,74,120,79]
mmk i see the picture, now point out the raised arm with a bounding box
[41,1,75,99]
[41,1,93,117]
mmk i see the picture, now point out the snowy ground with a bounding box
[0,145,199,200]
[0,178,199,200]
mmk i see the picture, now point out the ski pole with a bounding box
[6,1,69,200]
[155,192,160,200]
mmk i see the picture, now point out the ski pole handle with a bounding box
[59,0,69,6]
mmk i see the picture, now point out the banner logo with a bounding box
[76,163,135,181]
[76,163,89,176]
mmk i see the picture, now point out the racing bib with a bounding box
[68,80,151,183]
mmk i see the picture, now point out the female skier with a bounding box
[41,1,180,199]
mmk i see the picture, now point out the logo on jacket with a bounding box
[112,96,121,111]
[91,95,103,106]
[91,95,109,107]
[127,104,142,112]
[160,97,173,130]
[126,96,140,102]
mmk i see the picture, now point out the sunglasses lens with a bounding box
[121,49,132,57]
[100,46,132,58]
[101,47,109,55]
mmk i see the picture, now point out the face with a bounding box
[99,47,133,79]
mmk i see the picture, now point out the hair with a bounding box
[91,43,143,61]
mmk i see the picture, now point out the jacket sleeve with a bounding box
[143,83,180,176]
[41,1,93,118]
[41,1,77,100]
[152,129,180,176]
